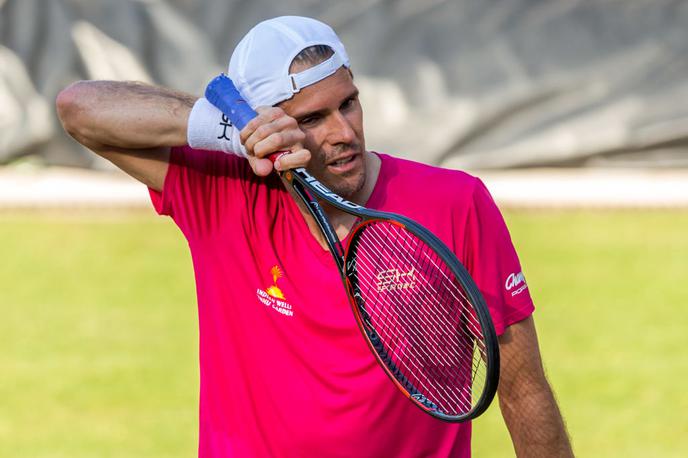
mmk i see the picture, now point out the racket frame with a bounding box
[284,166,500,423]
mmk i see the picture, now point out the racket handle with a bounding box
[205,74,285,164]
[205,74,256,131]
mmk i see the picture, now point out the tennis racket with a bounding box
[205,74,499,423]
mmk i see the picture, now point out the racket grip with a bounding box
[204,74,256,131]
[205,74,285,164]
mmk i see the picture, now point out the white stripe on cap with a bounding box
[227,16,351,108]
[290,52,347,93]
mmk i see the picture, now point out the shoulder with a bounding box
[158,146,284,231]
[376,152,482,204]
[165,145,282,202]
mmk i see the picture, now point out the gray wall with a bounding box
[2,0,687,169]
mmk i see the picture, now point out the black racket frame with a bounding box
[283,165,500,423]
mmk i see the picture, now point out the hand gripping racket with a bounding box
[205,75,499,422]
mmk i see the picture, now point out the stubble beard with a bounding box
[310,143,366,199]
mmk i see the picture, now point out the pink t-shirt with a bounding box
[149,147,534,458]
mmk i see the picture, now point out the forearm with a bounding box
[499,382,573,457]
[497,317,574,457]
[56,80,195,151]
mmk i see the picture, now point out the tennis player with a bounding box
[56,15,573,458]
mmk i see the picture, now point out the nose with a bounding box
[327,110,356,145]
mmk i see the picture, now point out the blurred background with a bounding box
[1,0,687,457]
[4,0,688,170]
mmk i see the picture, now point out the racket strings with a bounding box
[355,252,474,407]
[354,231,478,412]
[348,221,489,417]
[353,236,480,414]
[357,224,477,337]
[362,225,485,353]
[366,224,485,345]
[352,249,476,413]
[355,228,476,356]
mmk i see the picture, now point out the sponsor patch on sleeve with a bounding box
[505,271,528,297]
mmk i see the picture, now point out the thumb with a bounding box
[248,156,274,177]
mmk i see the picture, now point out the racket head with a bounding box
[344,218,499,422]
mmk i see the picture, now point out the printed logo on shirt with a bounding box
[505,271,528,297]
[256,265,294,317]
[376,267,417,292]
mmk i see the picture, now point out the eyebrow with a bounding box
[295,88,359,122]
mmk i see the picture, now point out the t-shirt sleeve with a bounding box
[148,146,249,238]
[462,178,534,335]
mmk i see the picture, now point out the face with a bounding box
[279,67,366,198]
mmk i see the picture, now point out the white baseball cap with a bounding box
[228,16,351,109]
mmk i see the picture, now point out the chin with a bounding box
[309,150,367,198]
[328,169,366,198]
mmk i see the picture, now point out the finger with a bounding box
[274,148,311,172]
[252,129,306,159]
[247,155,274,177]
[240,106,285,144]
[244,115,302,157]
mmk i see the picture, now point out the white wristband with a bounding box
[187,97,247,157]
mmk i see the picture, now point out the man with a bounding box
[56,15,573,458]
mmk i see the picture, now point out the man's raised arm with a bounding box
[56,80,311,191]
[56,81,194,191]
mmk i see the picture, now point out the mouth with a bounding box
[326,152,361,174]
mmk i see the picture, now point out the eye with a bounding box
[340,96,357,111]
[299,114,321,127]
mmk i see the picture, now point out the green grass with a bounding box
[1,210,687,457]
[0,213,197,458]
[473,210,688,457]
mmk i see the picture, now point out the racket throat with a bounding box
[289,178,346,270]
[307,200,346,262]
